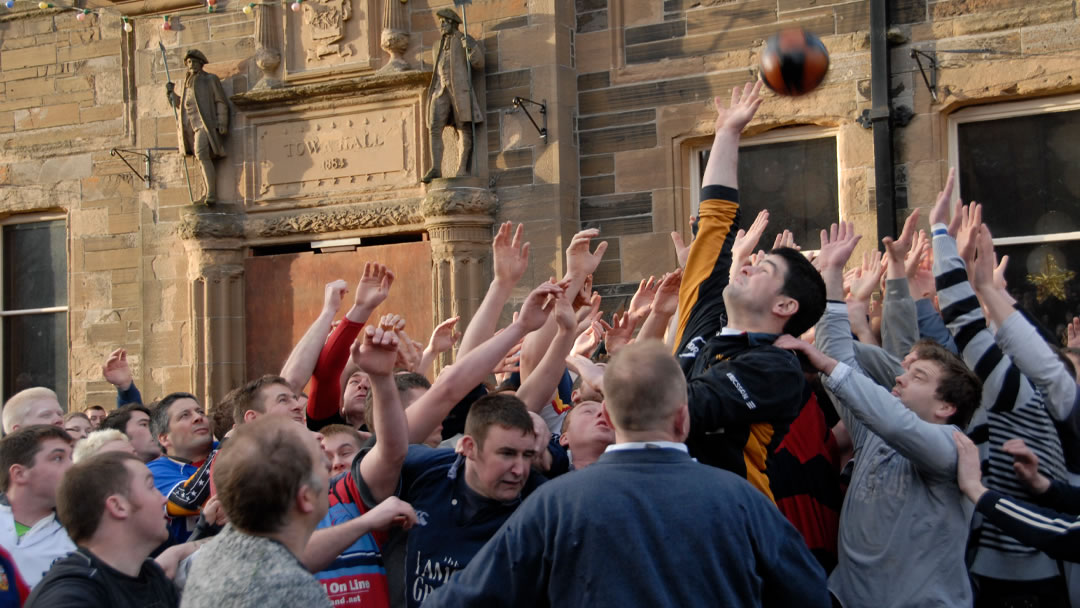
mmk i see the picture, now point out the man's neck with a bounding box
[571,441,608,469]
[7,488,54,529]
[84,526,154,578]
[168,446,210,464]
[724,309,781,336]
[262,519,315,561]
[613,430,681,444]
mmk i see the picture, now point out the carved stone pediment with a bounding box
[282,0,381,83]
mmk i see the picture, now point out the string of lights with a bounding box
[1,0,289,31]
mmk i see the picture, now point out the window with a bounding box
[1,216,68,408]
[949,95,1080,341]
[692,127,840,251]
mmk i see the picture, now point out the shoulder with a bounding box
[404,445,457,470]
[26,552,107,604]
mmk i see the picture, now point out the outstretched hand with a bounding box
[565,229,609,282]
[816,222,862,272]
[927,167,957,232]
[1002,438,1051,494]
[322,280,349,316]
[714,80,764,134]
[348,263,395,322]
[517,282,564,333]
[360,496,418,531]
[670,216,697,269]
[427,316,462,354]
[350,317,401,377]
[493,222,530,287]
[952,431,987,502]
[956,202,983,268]
[102,348,134,390]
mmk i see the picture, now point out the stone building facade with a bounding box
[1,0,1078,412]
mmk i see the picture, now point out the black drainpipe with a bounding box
[869,0,896,245]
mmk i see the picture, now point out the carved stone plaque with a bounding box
[250,101,419,205]
[283,0,380,82]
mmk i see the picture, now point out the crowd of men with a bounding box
[3,80,1080,608]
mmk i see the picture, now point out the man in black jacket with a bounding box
[673,80,826,502]
[25,451,179,608]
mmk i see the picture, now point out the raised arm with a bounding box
[637,269,682,342]
[281,280,347,394]
[307,264,393,424]
[457,222,528,358]
[673,81,761,355]
[515,290,576,414]
[103,348,143,406]
[302,496,417,572]
[880,210,921,359]
[970,226,1078,422]
[355,319,410,504]
[417,316,461,379]
[778,335,958,480]
[404,282,561,443]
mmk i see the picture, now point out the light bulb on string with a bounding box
[161,15,171,30]
[37,1,48,8]
[290,0,301,11]
[76,8,89,19]
[242,2,253,14]
[122,16,132,32]
[5,0,15,8]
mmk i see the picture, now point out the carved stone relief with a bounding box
[247,100,420,206]
[283,0,380,81]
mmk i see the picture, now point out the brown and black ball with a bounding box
[760,28,830,97]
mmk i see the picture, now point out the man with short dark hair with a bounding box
[181,416,333,608]
[355,284,560,607]
[101,404,160,463]
[0,425,75,588]
[672,82,826,501]
[24,451,178,607]
[85,405,108,430]
[425,341,829,608]
[147,393,216,545]
[232,375,305,426]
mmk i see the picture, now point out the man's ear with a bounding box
[600,401,616,431]
[8,464,26,487]
[772,296,799,320]
[296,483,317,516]
[674,403,690,442]
[157,432,172,453]
[570,389,581,405]
[104,494,132,520]
[243,410,259,424]
[937,402,958,424]
[558,432,570,448]
[460,435,478,460]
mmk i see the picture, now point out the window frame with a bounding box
[689,125,841,252]
[0,212,69,402]
[947,93,1080,246]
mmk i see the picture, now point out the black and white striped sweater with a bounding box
[933,230,1067,581]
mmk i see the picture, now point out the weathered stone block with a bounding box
[620,231,677,282]
[1,45,56,70]
[615,147,666,192]
[13,102,81,129]
[580,154,614,177]
[84,248,139,272]
[5,76,54,99]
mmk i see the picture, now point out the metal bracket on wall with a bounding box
[910,49,939,103]
[109,148,176,189]
[510,97,548,143]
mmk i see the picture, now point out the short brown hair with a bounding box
[212,416,314,534]
[912,340,982,428]
[0,425,72,492]
[602,341,687,432]
[320,424,362,446]
[463,394,534,449]
[232,375,291,425]
[362,372,432,430]
[56,451,141,544]
[210,388,240,439]
[63,412,91,426]
[85,405,107,414]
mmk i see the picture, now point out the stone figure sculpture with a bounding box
[166,49,230,205]
[422,8,484,184]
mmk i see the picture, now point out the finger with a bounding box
[671,231,686,250]
[592,240,609,260]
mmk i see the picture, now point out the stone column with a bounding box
[422,177,497,371]
[178,206,247,410]
[378,0,409,73]
[253,2,282,87]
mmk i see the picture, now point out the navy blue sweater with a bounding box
[424,446,830,608]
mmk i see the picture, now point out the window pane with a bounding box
[3,221,67,311]
[699,137,839,249]
[957,109,1080,238]
[994,240,1080,345]
[3,312,68,409]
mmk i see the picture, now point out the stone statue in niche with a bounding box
[422,8,484,183]
[166,49,229,205]
[304,0,353,61]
